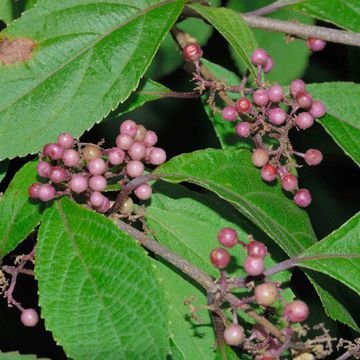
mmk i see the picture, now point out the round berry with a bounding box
[295,112,314,130]
[281,174,298,192]
[222,106,238,122]
[253,89,269,107]
[116,134,134,151]
[236,97,251,114]
[307,38,326,52]
[43,143,64,160]
[143,130,158,147]
[217,227,238,248]
[38,184,55,202]
[88,158,107,175]
[89,175,107,191]
[255,283,278,307]
[296,92,313,109]
[21,308,39,327]
[62,149,80,167]
[290,79,306,98]
[36,161,51,178]
[235,122,251,138]
[251,48,268,67]
[210,248,231,269]
[183,43,203,62]
[134,125,147,142]
[263,55,273,73]
[148,147,167,165]
[82,144,102,161]
[120,197,134,215]
[277,166,289,178]
[294,189,312,208]
[267,85,283,103]
[224,324,244,346]
[128,141,146,161]
[244,256,264,276]
[247,241,267,258]
[252,149,269,168]
[90,191,105,207]
[49,166,67,183]
[57,132,74,149]
[28,183,41,199]
[107,147,125,166]
[261,164,277,182]
[283,300,309,322]
[120,119,137,137]
[97,196,110,213]
[134,183,152,200]
[304,149,323,166]
[268,107,286,125]
[126,160,144,178]
[309,100,326,118]
[69,174,88,193]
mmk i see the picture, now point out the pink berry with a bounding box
[88,158,107,175]
[283,300,309,322]
[82,144,102,161]
[36,161,51,178]
[134,183,152,200]
[247,241,267,258]
[290,79,306,98]
[217,227,238,248]
[28,183,41,199]
[236,97,251,114]
[263,55,273,73]
[244,256,265,276]
[183,43,203,62]
[97,196,110,213]
[267,85,283,103]
[134,125,147,142]
[143,131,158,147]
[224,324,244,346]
[222,106,238,122]
[90,191,105,207]
[294,189,312,208]
[107,147,125,166]
[255,283,278,307]
[210,248,231,269]
[120,120,137,137]
[128,141,146,161]
[295,112,314,130]
[277,166,289,178]
[268,107,286,125]
[261,164,277,182]
[281,174,298,191]
[297,92,313,109]
[235,122,251,138]
[89,175,107,191]
[148,148,167,165]
[252,149,269,168]
[21,308,39,327]
[253,89,269,107]
[69,174,88,193]
[307,38,326,52]
[304,149,323,166]
[57,132,74,149]
[43,143,64,160]
[62,149,80,167]
[251,48,268,67]
[38,184,55,201]
[309,100,326,118]
[116,134,134,150]
[126,160,144,178]
[49,166,67,183]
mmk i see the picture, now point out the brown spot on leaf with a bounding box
[0,37,36,65]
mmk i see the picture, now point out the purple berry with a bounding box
[307,38,326,52]
[38,184,55,202]
[210,248,231,269]
[143,131,158,147]
[252,149,269,168]
[62,149,80,167]
[89,175,107,191]
[253,89,269,107]
[290,79,306,98]
[277,166,289,178]
[251,48,268,67]
[28,183,41,199]
[296,92,313,109]
[224,324,244,346]
[36,161,51,178]
[126,160,144,178]
[183,43,203,62]
[90,191,105,207]
[235,122,251,138]
[120,120,137,137]
[281,174,298,191]
[218,227,238,248]
[107,147,125,166]
[49,166,67,183]
[309,100,326,118]
[236,97,251,114]
[247,241,267,258]
[263,55,273,73]
[283,300,309,322]
[134,184,152,200]
[88,158,107,175]
[268,108,286,125]
[134,125,147,142]
[96,196,110,213]
[57,132,74,149]
[261,164,277,182]
[43,143,64,160]
[222,106,238,122]
[295,112,314,130]
[148,148,167,165]
[116,134,134,150]
[294,189,312,208]
[82,144,102,161]
[244,256,265,276]
[267,85,283,103]
[255,283,278,307]
[21,308,39,327]
[69,174,88,193]
[128,141,146,161]
[304,149,323,166]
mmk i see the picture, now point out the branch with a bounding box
[245,0,303,17]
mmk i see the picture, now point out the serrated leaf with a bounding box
[0,159,9,183]
[0,0,185,160]
[36,197,168,360]
[0,161,43,258]
[307,82,360,165]
[155,149,316,257]
[0,352,48,360]
[291,0,360,32]
[188,4,258,76]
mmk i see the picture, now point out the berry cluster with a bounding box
[28,120,166,214]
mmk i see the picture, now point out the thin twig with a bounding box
[245,0,303,17]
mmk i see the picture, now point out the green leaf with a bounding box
[307,82,360,165]
[0,159,9,183]
[0,0,185,160]
[0,0,13,23]
[155,149,316,257]
[0,161,43,258]
[227,0,312,85]
[291,0,360,32]
[36,197,168,360]
[0,352,48,360]
[188,4,258,76]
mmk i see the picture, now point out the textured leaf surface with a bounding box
[189,4,258,76]
[291,0,360,32]
[0,159,9,183]
[36,198,168,360]
[307,82,360,165]
[155,149,316,256]
[0,161,42,258]
[0,352,48,360]
[0,0,185,160]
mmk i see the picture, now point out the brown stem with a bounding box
[245,0,303,17]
